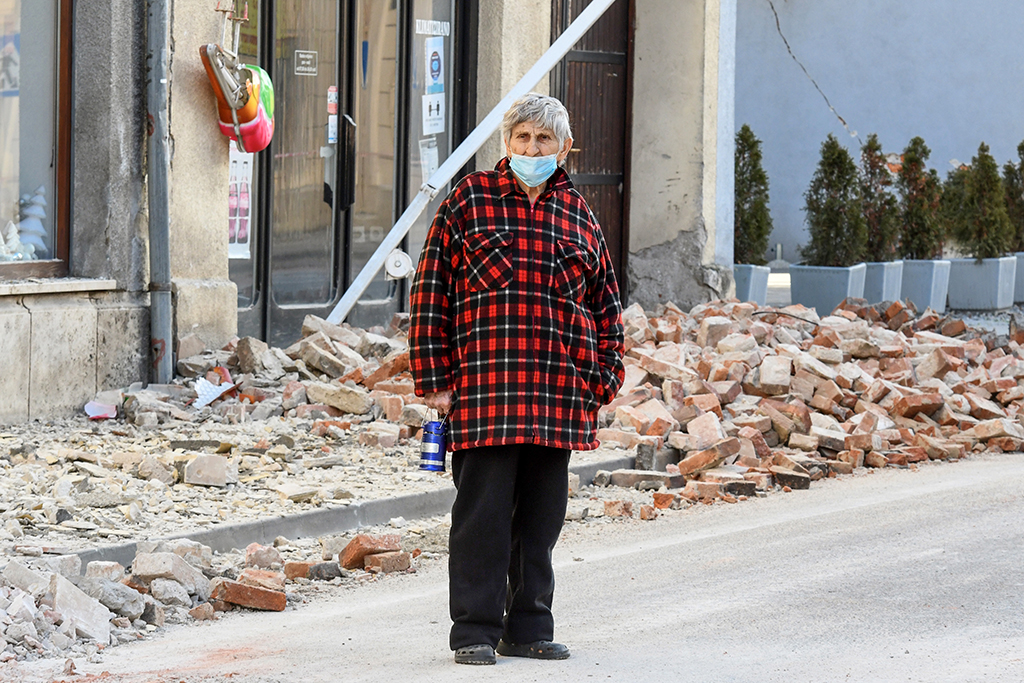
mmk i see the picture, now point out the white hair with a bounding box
[501,93,573,149]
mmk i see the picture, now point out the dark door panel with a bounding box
[551,0,632,292]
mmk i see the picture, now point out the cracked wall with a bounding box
[736,0,1024,265]
[627,0,735,313]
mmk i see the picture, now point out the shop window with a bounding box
[0,0,71,279]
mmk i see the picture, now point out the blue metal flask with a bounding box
[419,419,447,472]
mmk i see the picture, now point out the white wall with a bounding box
[736,0,1024,264]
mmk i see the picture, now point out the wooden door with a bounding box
[551,0,633,296]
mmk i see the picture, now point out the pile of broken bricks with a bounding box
[586,297,1024,514]
[108,312,428,446]
[0,532,416,663]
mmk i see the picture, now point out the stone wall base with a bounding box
[0,292,149,422]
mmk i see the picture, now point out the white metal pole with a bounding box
[326,0,617,325]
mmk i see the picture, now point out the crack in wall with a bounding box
[765,0,861,145]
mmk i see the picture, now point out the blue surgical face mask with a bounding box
[508,152,559,188]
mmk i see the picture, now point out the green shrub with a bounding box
[860,134,899,262]
[896,137,943,260]
[946,142,1013,260]
[800,134,867,267]
[733,125,773,265]
[1002,141,1024,252]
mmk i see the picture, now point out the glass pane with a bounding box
[0,0,57,263]
[406,0,454,271]
[350,0,399,300]
[229,4,261,307]
[270,0,339,306]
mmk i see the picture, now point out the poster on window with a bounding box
[419,137,439,185]
[422,93,444,135]
[228,146,254,260]
[0,33,19,97]
[424,36,444,95]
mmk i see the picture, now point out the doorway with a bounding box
[550,0,633,297]
[229,0,459,347]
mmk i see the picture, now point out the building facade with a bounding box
[736,0,1024,265]
[0,0,735,422]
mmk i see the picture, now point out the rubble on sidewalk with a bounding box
[580,297,1024,510]
[0,529,440,663]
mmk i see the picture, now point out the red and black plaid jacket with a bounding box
[409,157,625,452]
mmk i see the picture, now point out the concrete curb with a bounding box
[73,454,635,571]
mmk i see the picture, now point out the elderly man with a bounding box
[410,93,624,666]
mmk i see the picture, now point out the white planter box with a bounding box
[1014,252,1024,303]
[789,262,866,317]
[863,261,903,304]
[947,256,1016,310]
[901,260,950,313]
[733,264,770,306]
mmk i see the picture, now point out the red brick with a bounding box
[362,351,410,390]
[988,436,1023,452]
[838,448,865,469]
[373,377,416,395]
[863,451,888,468]
[123,575,149,595]
[189,603,217,621]
[939,318,967,337]
[309,419,352,436]
[238,568,286,592]
[684,393,723,418]
[651,492,677,509]
[615,405,651,434]
[282,381,308,409]
[364,551,412,573]
[283,561,315,581]
[210,578,286,612]
[339,534,401,570]
[676,437,740,476]
[604,500,633,517]
[964,393,1007,420]
[738,426,772,459]
[892,393,944,418]
[768,466,810,490]
[685,411,725,449]
[639,505,658,520]
[379,394,405,422]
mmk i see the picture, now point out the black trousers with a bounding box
[448,443,570,650]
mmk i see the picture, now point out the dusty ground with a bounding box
[5,450,1023,683]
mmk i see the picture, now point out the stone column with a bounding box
[474,0,552,170]
[168,0,238,351]
[627,0,736,312]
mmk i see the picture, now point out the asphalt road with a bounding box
[11,453,1024,683]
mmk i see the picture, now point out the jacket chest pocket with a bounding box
[464,230,514,291]
[553,239,596,302]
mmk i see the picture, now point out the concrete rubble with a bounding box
[0,531,430,663]
[3,298,1024,663]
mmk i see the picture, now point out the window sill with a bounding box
[0,276,118,297]
[0,259,69,280]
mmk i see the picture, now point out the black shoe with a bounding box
[496,639,570,660]
[454,644,496,665]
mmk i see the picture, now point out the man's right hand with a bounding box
[424,390,454,416]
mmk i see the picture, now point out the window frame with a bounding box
[0,0,73,281]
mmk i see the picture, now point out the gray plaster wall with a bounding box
[627,0,733,312]
[71,0,148,289]
[168,0,237,351]
[474,0,551,171]
[736,0,1024,265]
